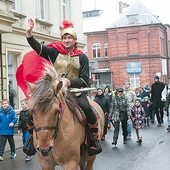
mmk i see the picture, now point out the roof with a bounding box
[83,0,162,33]
[108,0,161,28]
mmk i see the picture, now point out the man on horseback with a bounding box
[25,19,101,156]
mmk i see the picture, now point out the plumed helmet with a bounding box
[60,20,77,39]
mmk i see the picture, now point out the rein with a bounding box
[34,103,62,140]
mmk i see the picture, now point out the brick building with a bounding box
[83,1,170,90]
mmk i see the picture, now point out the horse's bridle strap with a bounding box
[34,126,56,132]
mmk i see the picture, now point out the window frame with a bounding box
[92,43,101,59]
[13,0,23,12]
[60,0,70,20]
[36,0,50,21]
[129,74,140,90]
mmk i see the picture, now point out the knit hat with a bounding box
[60,20,77,39]
[116,87,124,92]
[154,76,159,80]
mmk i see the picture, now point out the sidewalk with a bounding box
[4,133,23,154]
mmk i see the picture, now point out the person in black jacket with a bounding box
[150,76,165,125]
[94,88,110,140]
[18,99,32,161]
[25,18,101,155]
[104,86,112,129]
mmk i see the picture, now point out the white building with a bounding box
[0,0,84,108]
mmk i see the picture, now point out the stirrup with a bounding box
[88,138,102,156]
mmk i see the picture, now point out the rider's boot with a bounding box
[88,121,102,156]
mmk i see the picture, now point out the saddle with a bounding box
[65,98,102,156]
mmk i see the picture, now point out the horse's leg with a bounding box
[79,154,86,170]
[86,156,96,170]
[64,161,79,170]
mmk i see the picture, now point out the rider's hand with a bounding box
[26,18,34,37]
[60,78,71,87]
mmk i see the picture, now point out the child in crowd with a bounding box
[142,96,151,126]
[18,98,32,161]
[131,99,145,144]
[0,99,18,161]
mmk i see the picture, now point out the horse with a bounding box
[27,64,105,170]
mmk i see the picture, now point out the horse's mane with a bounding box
[29,64,63,113]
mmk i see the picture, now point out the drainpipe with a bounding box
[165,26,169,77]
[0,34,4,99]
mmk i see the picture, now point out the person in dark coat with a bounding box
[150,76,165,125]
[109,88,129,145]
[104,86,112,129]
[94,88,110,140]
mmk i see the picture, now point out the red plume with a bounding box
[61,20,74,29]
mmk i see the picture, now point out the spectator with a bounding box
[18,98,32,161]
[123,81,136,139]
[143,85,151,98]
[150,76,165,125]
[94,88,110,140]
[131,99,145,144]
[162,76,170,130]
[109,88,129,145]
[104,86,112,129]
[0,99,18,161]
[8,81,16,109]
[142,96,151,126]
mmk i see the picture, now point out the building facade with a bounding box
[84,1,170,90]
[0,0,84,108]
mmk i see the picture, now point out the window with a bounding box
[95,74,100,87]
[8,52,20,109]
[60,0,70,20]
[160,38,165,56]
[104,43,108,58]
[127,14,138,25]
[13,0,22,12]
[92,43,101,58]
[36,0,50,21]
[162,59,167,75]
[129,74,140,90]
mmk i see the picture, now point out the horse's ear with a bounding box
[26,81,37,93]
[55,81,63,95]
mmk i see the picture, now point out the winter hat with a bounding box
[116,87,124,92]
[61,20,77,39]
[143,96,149,101]
[154,76,159,80]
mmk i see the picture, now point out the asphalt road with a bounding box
[0,121,170,170]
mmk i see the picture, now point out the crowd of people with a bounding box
[90,75,170,146]
[1,18,170,163]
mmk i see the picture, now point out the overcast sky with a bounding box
[82,0,169,24]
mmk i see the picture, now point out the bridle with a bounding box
[33,102,63,140]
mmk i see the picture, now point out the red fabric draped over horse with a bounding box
[26,63,104,170]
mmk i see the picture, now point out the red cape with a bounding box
[48,41,83,56]
[16,41,83,98]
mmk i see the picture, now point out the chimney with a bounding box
[119,1,129,14]
[119,1,123,14]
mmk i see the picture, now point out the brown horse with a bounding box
[27,64,105,170]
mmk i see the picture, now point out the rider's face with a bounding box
[62,34,76,51]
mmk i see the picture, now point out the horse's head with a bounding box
[27,64,66,157]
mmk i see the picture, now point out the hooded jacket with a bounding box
[0,106,18,135]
